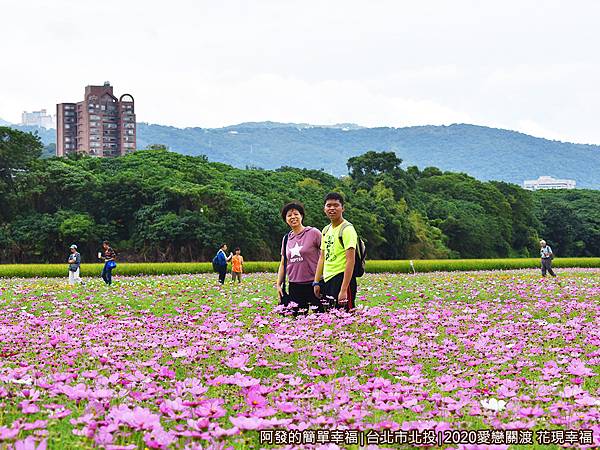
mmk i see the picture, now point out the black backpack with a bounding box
[323,221,367,277]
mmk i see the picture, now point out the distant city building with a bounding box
[21,109,55,128]
[56,82,136,157]
[523,176,576,190]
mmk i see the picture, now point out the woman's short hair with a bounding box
[281,201,305,221]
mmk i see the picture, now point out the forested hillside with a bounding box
[11,122,600,188]
[1,127,598,263]
[136,122,600,188]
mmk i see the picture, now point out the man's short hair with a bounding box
[324,192,345,206]
[281,201,305,221]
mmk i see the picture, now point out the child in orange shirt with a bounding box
[231,247,244,283]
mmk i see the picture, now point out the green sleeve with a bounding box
[342,225,358,250]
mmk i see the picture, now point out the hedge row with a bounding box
[1,258,599,279]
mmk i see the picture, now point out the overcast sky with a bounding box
[1,0,600,143]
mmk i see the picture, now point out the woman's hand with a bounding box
[276,284,284,300]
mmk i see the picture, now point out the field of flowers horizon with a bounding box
[2,257,600,279]
[0,269,599,449]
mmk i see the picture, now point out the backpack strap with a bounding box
[337,221,354,247]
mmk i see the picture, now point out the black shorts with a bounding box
[322,272,357,311]
[285,282,324,314]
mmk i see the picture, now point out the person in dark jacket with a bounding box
[214,244,232,284]
[99,240,117,285]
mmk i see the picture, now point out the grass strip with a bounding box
[1,258,599,278]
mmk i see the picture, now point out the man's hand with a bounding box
[313,284,321,298]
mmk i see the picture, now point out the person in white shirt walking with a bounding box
[540,239,557,278]
[68,244,82,285]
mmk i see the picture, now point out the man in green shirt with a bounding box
[313,192,358,310]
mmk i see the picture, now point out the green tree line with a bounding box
[1,127,598,263]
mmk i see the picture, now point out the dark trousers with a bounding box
[285,282,324,315]
[101,263,113,285]
[322,272,357,311]
[218,268,227,284]
[541,258,556,277]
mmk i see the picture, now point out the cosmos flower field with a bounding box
[0,270,599,449]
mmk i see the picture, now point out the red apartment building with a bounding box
[56,82,136,157]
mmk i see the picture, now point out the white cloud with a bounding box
[1,0,600,145]
[135,74,472,128]
[513,119,570,142]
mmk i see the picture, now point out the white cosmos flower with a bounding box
[480,398,506,412]
[10,377,33,385]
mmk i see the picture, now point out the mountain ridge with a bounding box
[135,122,600,188]
[6,121,599,188]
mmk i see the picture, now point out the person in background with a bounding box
[277,201,323,315]
[99,240,117,286]
[214,244,233,284]
[231,247,244,283]
[540,239,557,278]
[314,192,358,311]
[67,244,82,285]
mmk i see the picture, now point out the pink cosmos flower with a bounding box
[195,398,226,419]
[19,401,40,414]
[107,405,162,431]
[517,406,545,417]
[0,425,20,441]
[143,426,176,449]
[575,395,600,406]
[496,385,517,398]
[567,359,595,377]
[276,402,298,413]
[559,385,584,398]
[22,420,48,431]
[225,355,252,371]
[14,437,47,450]
[94,424,118,446]
[229,416,267,430]
[59,383,89,401]
[186,418,210,431]
[245,388,267,409]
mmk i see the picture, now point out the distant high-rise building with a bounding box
[21,109,55,128]
[56,82,136,157]
[523,176,576,190]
